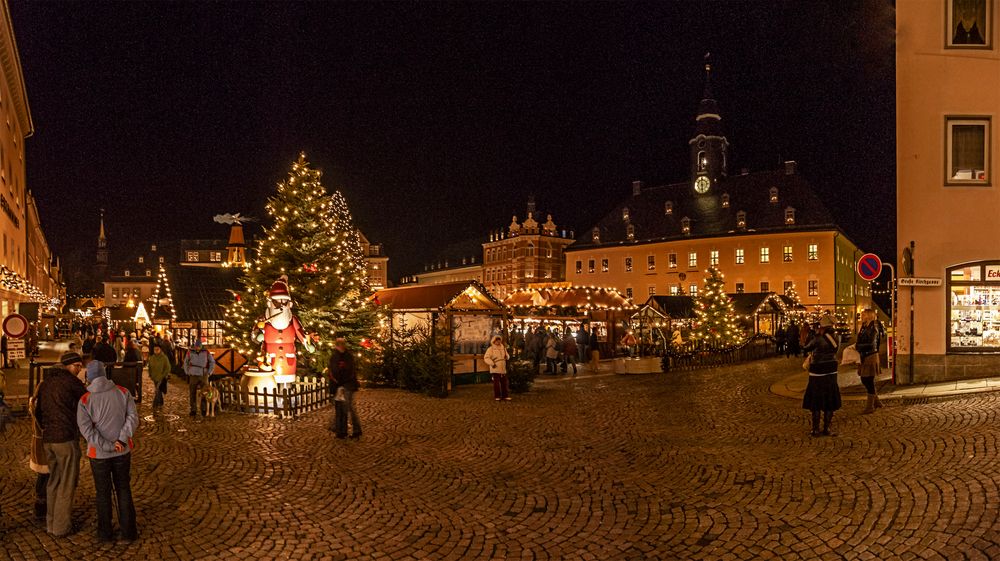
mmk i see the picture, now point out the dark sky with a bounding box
[10,0,895,290]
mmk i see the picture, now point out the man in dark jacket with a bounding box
[34,352,88,536]
[92,336,118,367]
[328,338,361,439]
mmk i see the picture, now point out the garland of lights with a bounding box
[152,265,177,321]
[691,266,743,348]
[0,265,51,302]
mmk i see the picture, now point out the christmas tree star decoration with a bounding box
[691,266,742,348]
[224,152,381,372]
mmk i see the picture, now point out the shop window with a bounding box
[808,280,819,296]
[601,258,609,273]
[735,248,745,265]
[625,257,633,272]
[647,255,655,270]
[735,282,744,294]
[689,284,698,296]
[575,260,582,274]
[688,252,697,268]
[783,245,793,262]
[808,244,819,261]
[588,259,595,274]
[949,261,1000,351]
[760,247,770,264]
[946,117,990,185]
[709,250,719,266]
[760,281,769,292]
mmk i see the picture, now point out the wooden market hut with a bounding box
[372,281,507,383]
[503,285,635,357]
[633,296,697,354]
[729,292,801,336]
[151,265,243,348]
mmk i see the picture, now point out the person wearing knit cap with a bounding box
[77,360,138,542]
[32,351,87,536]
[801,313,842,437]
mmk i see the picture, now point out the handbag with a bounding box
[802,353,812,371]
[334,387,346,402]
[840,344,861,366]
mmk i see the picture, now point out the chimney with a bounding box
[784,161,797,175]
[632,180,643,196]
[740,167,749,176]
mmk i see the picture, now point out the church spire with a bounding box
[98,209,106,243]
[689,53,729,194]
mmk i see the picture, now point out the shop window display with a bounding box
[949,262,1000,351]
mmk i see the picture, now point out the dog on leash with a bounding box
[197,380,221,417]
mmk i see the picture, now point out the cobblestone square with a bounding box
[3,358,1000,560]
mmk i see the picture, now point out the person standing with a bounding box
[27,390,49,520]
[544,330,559,374]
[328,338,361,439]
[147,344,171,408]
[802,315,842,437]
[532,325,546,372]
[183,340,215,417]
[92,336,117,368]
[33,352,88,536]
[856,309,884,414]
[576,324,590,366]
[77,361,138,542]
[484,335,511,401]
[785,322,801,357]
[561,329,578,376]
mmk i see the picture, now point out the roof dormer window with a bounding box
[721,193,730,208]
[626,224,635,241]
[664,201,673,215]
[769,187,779,203]
[622,206,630,221]
[785,207,796,225]
[681,217,691,235]
[736,210,747,230]
[592,227,600,243]
[124,270,130,277]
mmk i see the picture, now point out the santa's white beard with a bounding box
[268,305,293,330]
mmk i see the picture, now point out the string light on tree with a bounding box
[691,266,742,348]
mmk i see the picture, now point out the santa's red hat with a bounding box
[269,275,290,299]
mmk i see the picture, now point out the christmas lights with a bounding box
[691,266,743,348]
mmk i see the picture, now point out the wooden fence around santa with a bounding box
[216,375,332,419]
[662,334,775,372]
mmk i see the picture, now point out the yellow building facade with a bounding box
[897,0,1000,383]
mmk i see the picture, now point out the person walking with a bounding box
[183,340,215,417]
[561,329,578,376]
[532,325,546,373]
[856,309,884,414]
[77,361,138,542]
[786,322,801,357]
[544,330,559,374]
[147,344,171,408]
[484,335,511,401]
[33,351,88,536]
[122,339,142,364]
[802,315,841,437]
[328,338,361,439]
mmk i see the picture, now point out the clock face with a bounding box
[694,175,711,194]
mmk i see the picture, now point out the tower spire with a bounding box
[703,52,712,99]
[98,209,106,242]
[689,55,729,193]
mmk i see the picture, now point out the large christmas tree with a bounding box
[224,153,380,371]
[691,266,742,347]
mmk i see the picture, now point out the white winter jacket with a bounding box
[484,344,509,374]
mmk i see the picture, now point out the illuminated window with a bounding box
[591,228,600,243]
[735,282,744,293]
[112,288,119,298]
[186,251,200,262]
[627,224,635,241]
[760,247,770,264]
[648,286,656,296]
[689,284,698,296]
[625,287,633,299]
[769,187,779,203]
[721,193,729,208]
[681,217,691,234]
[124,270,130,277]
[760,281,769,292]
[736,211,746,229]
[697,150,707,171]
[625,257,633,272]
[808,244,818,260]
[588,259,595,273]
[575,260,582,274]
[622,206,630,221]
[783,245,793,262]
[601,258,609,272]
[785,207,795,225]
[670,285,679,296]
[784,281,794,293]
[145,269,151,276]
[138,256,144,264]
[808,280,819,296]
[688,252,697,268]
[735,248,745,265]
[665,201,673,215]
[546,248,553,259]
[210,251,222,262]
[668,253,677,268]
[946,117,990,185]
[647,255,655,270]
[709,250,719,266]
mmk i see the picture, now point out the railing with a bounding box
[662,334,775,372]
[28,361,143,403]
[216,375,332,419]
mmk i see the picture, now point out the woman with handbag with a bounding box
[856,309,883,414]
[802,314,841,437]
[147,344,171,408]
[484,335,511,401]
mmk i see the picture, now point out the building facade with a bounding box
[897,1,1000,383]
[359,231,388,290]
[567,60,872,325]
[26,190,64,304]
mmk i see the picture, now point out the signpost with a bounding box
[857,253,896,383]
[897,277,941,287]
[2,313,29,363]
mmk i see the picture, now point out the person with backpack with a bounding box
[183,340,215,417]
[802,314,841,437]
[856,309,884,414]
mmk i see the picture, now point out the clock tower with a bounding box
[689,54,729,194]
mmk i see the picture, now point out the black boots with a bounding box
[821,411,836,437]
[810,411,821,437]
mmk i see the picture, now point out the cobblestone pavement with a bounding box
[3,357,1000,560]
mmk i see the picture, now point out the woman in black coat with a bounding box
[802,315,841,437]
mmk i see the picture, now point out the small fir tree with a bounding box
[224,153,380,372]
[691,266,741,347]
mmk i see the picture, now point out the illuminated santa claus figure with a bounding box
[255,275,314,383]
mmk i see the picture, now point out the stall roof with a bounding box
[504,286,635,311]
[638,295,696,319]
[373,281,504,312]
[154,266,244,322]
[730,292,796,317]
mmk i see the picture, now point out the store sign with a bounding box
[0,194,19,228]
[172,322,194,329]
[986,265,1000,280]
[898,277,942,287]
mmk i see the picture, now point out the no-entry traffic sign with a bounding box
[857,253,883,281]
[2,313,29,339]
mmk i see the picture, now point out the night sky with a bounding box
[10,1,895,291]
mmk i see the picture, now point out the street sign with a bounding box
[7,349,25,360]
[856,253,883,281]
[898,277,942,287]
[7,339,25,350]
[2,313,29,339]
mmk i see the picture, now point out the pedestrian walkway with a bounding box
[770,357,1000,402]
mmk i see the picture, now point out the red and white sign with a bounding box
[2,313,29,339]
[856,253,883,282]
[986,265,1000,280]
